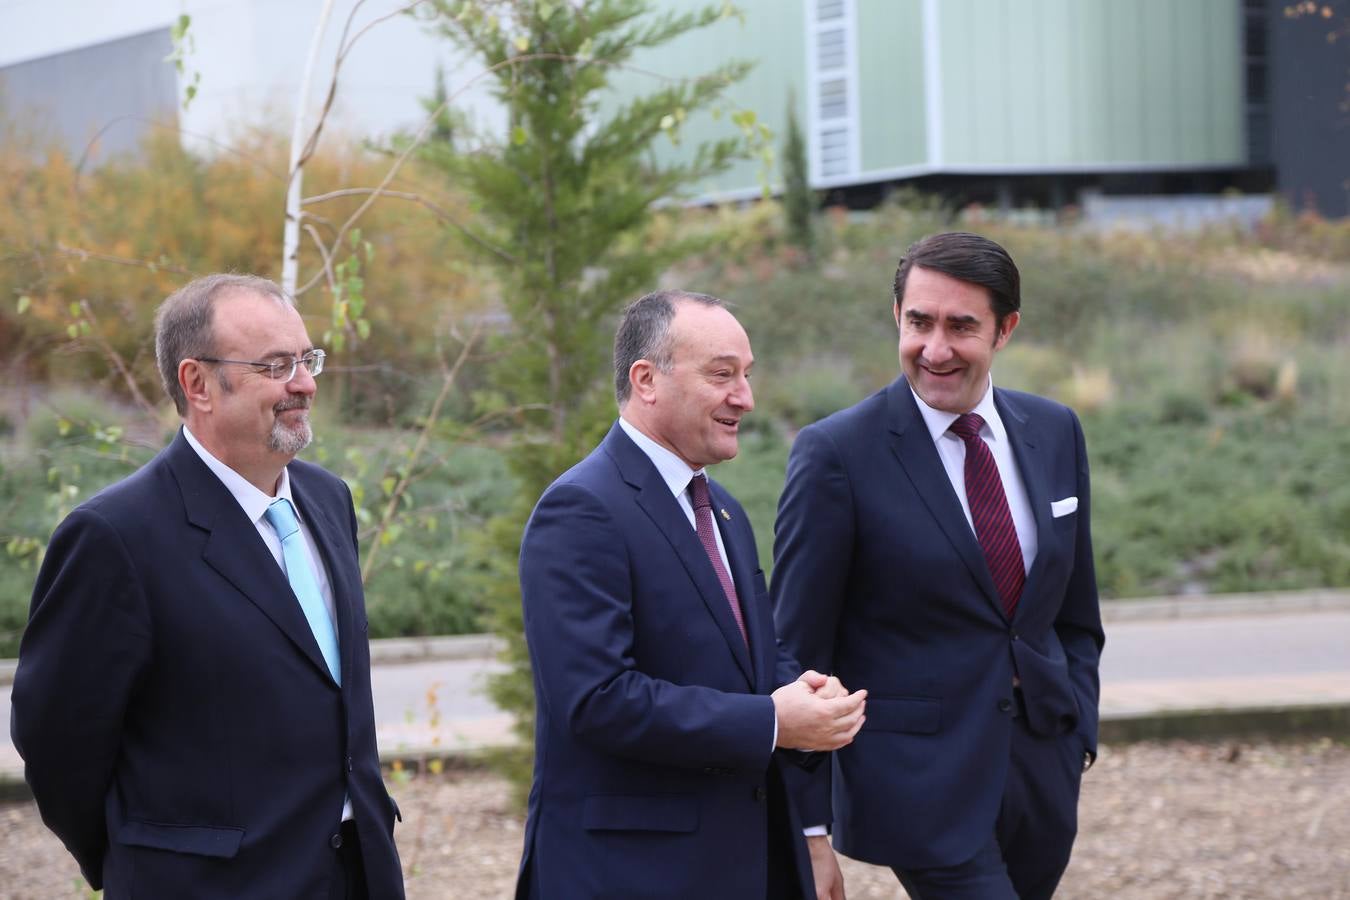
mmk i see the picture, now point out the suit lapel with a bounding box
[885,380,1005,617]
[995,390,1054,621]
[607,425,755,687]
[291,471,358,688]
[167,433,337,685]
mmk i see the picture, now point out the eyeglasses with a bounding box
[196,349,326,382]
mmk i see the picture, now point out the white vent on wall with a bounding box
[806,0,858,182]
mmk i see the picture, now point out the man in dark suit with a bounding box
[773,233,1104,900]
[11,274,403,899]
[516,290,867,899]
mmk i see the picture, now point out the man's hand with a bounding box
[798,669,849,699]
[772,680,866,751]
[807,834,846,900]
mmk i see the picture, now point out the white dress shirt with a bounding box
[909,379,1038,574]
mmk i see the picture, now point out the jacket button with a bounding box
[753,786,767,802]
[347,756,354,772]
[329,832,343,849]
[998,698,1013,713]
[1010,630,1019,641]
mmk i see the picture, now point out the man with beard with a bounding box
[11,274,405,899]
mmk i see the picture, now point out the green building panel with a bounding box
[854,0,927,174]
[934,0,1244,169]
[606,0,810,199]
[628,0,1248,198]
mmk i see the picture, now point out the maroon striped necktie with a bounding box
[949,413,1025,618]
[688,473,748,645]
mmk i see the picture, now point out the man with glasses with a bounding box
[11,274,405,899]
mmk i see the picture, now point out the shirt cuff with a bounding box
[803,825,829,837]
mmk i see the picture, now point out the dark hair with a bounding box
[892,232,1021,328]
[613,290,724,405]
[155,273,293,415]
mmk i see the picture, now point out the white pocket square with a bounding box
[1051,497,1079,518]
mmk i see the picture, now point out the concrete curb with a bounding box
[1098,702,1350,744]
[2,590,1347,684]
[1099,589,1350,622]
[367,634,505,665]
[0,634,508,687]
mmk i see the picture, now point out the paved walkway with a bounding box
[2,593,1348,779]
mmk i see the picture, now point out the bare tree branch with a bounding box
[303,222,340,295]
[282,0,340,295]
[42,243,196,276]
[360,315,486,584]
[302,187,519,264]
[295,51,583,297]
[73,116,287,181]
[76,300,160,419]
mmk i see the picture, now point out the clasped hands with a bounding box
[772,670,866,751]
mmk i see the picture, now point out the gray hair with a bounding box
[155,273,293,415]
[613,290,724,405]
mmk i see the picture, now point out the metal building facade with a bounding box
[628,0,1250,202]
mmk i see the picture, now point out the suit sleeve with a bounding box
[770,424,855,825]
[1057,412,1104,756]
[520,482,776,773]
[10,507,152,889]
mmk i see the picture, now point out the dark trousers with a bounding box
[330,819,370,900]
[892,708,1083,900]
[765,768,805,900]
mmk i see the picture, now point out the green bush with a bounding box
[0,411,513,657]
[311,429,514,638]
[754,358,865,431]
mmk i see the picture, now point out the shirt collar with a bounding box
[618,416,705,500]
[182,425,296,524]
[908,376,1009,446]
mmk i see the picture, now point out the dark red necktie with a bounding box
[688,473,748,645]
[949,413,1025,618]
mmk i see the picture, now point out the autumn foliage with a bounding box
[1,128,485,421]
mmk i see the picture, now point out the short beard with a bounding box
[269,402,313,455]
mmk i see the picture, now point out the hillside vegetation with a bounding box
[3,144,1348,655]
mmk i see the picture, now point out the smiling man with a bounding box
[514,290,866,899]
[772,233,1104,900]
[11,274,404,899]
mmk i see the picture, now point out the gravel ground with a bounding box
[1,739,1347,899]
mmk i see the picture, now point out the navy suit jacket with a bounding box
[772,378,1104,870]
[11,431,404,899]
[516,422,814,899]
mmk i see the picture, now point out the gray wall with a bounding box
[0,28,178,162]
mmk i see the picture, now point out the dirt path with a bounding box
[2,740,1346,899]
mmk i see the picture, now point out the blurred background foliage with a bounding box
[3,109,1350,660]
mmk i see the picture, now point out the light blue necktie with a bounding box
[264,498,341,685]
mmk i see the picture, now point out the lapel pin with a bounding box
[720,508,731,521]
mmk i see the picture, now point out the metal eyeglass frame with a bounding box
[195,349,326,382]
